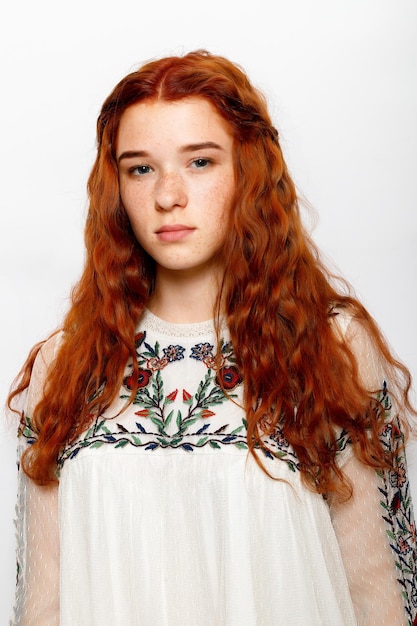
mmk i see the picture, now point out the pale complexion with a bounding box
[117,97,236,323]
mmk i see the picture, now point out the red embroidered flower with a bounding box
[183,389,192,402]
[216,366,243,390]
[134,332,145,350]
[123,368,152,390]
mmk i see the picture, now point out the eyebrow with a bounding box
[118,141,224,163]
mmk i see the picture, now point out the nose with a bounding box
[155,172,187,211]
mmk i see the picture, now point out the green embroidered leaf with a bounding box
[196,436,209,446]
[150,417,165,432]
[234,442,248,450]
[203,387,227,405]
[133,389,153,406]
[230,425,245,435]
[90,441,104,449]
[274,450,288,458]
[115,440,129,449]
[170,438,183,446]
[195,372,213,401]
[157,438,169,446]
[165,410,174,429]
[142,351,156,358]
[176,410,183,429]
[151,374,164,403]
[209,440,221,449]
[131,435,142,445]
[180,417,199,431]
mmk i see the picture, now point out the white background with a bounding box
[1,0,416,621]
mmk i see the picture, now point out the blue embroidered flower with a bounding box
[190,342,214,361]
[162,345,185,362]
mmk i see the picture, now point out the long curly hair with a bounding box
[8,50,414,496]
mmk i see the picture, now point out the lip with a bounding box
[156,224,195,242]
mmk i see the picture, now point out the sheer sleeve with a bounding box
[330,314,417,626]
[10,335,61,626]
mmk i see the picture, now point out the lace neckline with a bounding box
[140,308,226,338]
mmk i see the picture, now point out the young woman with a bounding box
[9,50,416,625]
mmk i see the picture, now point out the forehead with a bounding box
[116,97,233,151]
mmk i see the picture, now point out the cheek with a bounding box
[209,174,235,220]
[120,186,145,229]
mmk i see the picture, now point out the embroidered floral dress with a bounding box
[11,310,417,625]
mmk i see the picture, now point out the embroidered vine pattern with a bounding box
[376,384,417,623]
[120,333,243,440]
[52,332,251,462]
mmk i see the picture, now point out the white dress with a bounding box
[10,310,417,625]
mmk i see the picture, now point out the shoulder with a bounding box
[330,306,387,390]
[25,331,64,416]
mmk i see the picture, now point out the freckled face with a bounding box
[116,97,235,281]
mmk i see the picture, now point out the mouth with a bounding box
[156,224,195,242]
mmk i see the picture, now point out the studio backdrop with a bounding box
[1,0,416,621]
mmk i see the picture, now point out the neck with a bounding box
[148,267,223,324]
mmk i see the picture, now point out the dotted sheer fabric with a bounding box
[10,311,416,625]
[12,337,60,626]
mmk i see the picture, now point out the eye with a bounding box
[129,164,152,176]
[191,158,211,169]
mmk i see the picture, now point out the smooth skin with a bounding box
[117,97,236,323]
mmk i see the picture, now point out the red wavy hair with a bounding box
[8,50,414,497]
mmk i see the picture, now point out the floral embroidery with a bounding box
[162,344,185,362]
[47,332,297,473]
[190,342,214,361]
[146,356,169,370]
[123,368,152,390]
[50,333,248,463]
[375,384,417,625]
[216,365,243,390]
